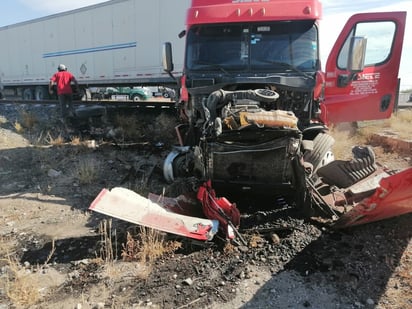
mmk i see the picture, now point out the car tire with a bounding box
[132,95,142,101]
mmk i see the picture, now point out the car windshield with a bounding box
[186,20,318,73]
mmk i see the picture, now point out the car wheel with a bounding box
[132,95,142,101]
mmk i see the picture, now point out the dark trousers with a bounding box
[58,94,75,118]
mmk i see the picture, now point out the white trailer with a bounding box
[0,0,189,100]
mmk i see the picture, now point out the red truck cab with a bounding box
[162,0,406,211]
[169,0,406,126]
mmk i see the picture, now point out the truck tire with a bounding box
[303,133,335,173]
[80,88,92,101]
[74,88,91,101]
[22,88,34,100]
[35,86,49,101]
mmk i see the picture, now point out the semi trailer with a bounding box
[0,0,190,100]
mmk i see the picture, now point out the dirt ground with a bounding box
[0,103,411,309]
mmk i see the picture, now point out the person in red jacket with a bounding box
[49,64,78,120]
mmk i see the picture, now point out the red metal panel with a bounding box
[187,0,322,25]
[322,11,407,124]
[334,168,412,228]
[89,188,219,241]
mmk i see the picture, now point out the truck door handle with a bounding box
[380,94,391,112]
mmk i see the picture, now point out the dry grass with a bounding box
[95,221,156,280]
[357,110,412,141]
[12,110,38,133]
[19,110,38,129]
[13,121,24,133]
[384,109,412,139]
[44,239,56,265]
[97,219,116,263]
[46,132,65,146]
[0,235,59,306]
[330,110,412,160]
[0,236,15,259]
[0,115,7,124]
[70,136,82,146]
[75,157,99,184]
[0,256,41,306]
[121,226,181,264]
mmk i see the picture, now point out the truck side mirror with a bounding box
[162,42,174,73]
[338,36,367,87]
[347,36,367,73]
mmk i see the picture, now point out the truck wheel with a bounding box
[75,88,91,101]
[303,133,335,173]
[35,86,49,101]
[22,88,34,100]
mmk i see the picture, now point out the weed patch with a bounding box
[46,132,65,146]
[1,256,40,306]
[13,121,24,133]
[75,157,99,184]
[121,227,181,264]
[19,110,38,129]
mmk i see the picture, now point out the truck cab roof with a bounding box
[188,0,322,25]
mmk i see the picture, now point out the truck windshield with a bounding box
[186,20,318,73]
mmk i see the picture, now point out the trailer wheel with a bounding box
[22,88,34,100]
[35,86,49,101]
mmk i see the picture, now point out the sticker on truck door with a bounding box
[349,72,381,95]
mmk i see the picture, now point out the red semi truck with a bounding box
[161,0,411,219]
[91,0,412,241]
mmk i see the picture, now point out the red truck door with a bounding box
[322,12,406,125]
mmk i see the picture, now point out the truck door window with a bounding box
[337,21,396,69]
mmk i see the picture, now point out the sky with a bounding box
[0,0,411,90]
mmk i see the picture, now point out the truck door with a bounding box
[322,12,406,125]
